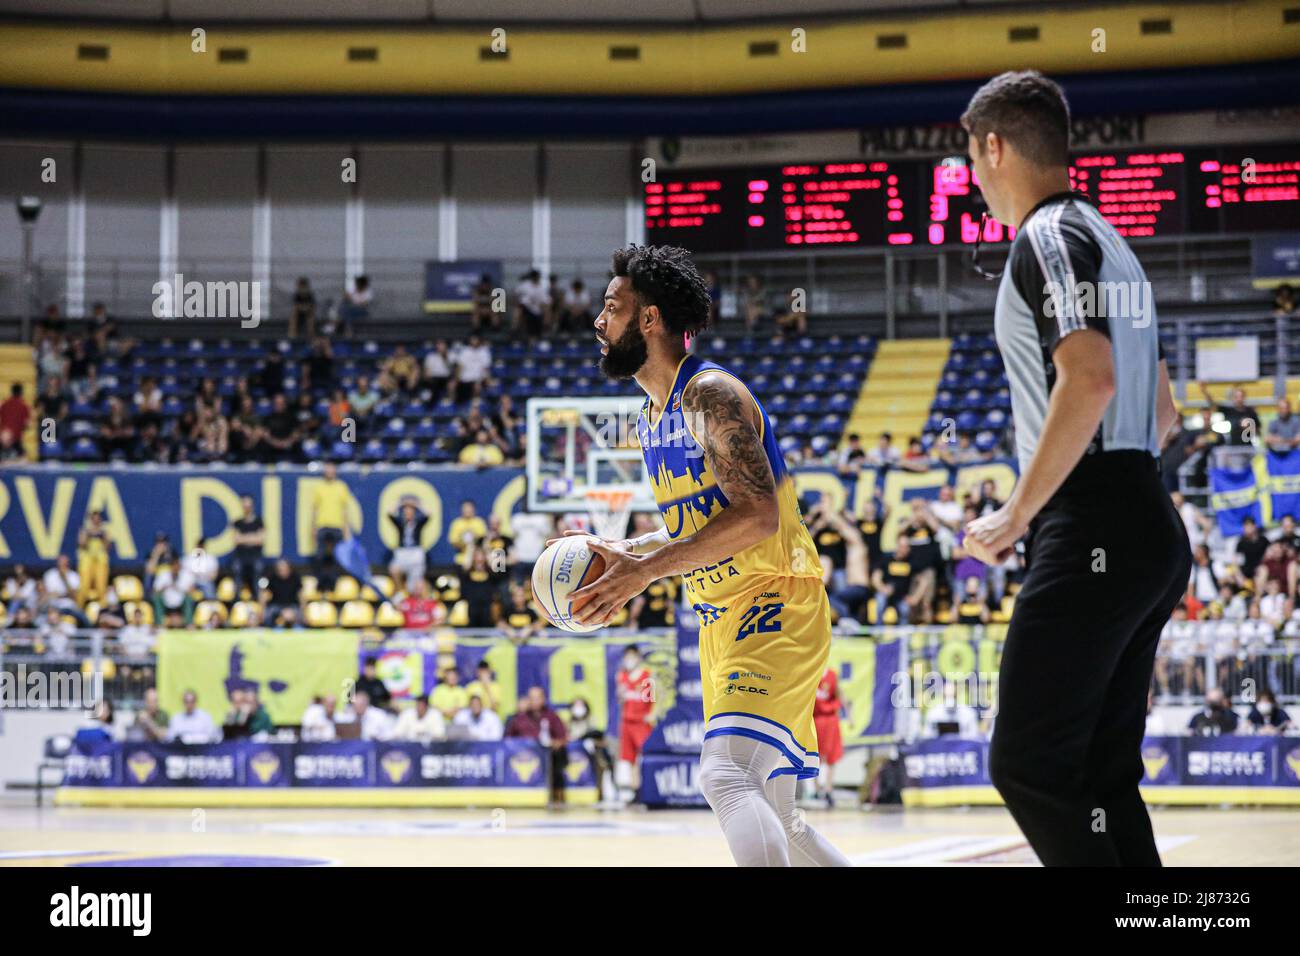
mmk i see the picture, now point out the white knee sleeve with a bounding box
[763,772,854,868]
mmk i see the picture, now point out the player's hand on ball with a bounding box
[964,504,1028,566]
[544,529,632,554]
[568,541,650,627]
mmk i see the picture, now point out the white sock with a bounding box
[698,734,790,867]
[763,772,853,867]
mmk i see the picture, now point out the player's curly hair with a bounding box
[610,244,712,337]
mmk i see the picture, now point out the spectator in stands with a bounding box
[951,505,990,597]
[837,434,866,476]
[1188,544,1220,607]
[290,277,317,338]
[224,686,273,738]
[340,275,372,336]
[459,427,506,466]
[1171,490,1213,551]
[229,496,265,596]
[451,335,493,403]
[302,336,333,394]
[38,606,73,656]
[954,575,991,624]
[1187,688,1239,737]
[499,581,543,643]
[229,395,265,461]
[387,497,430,591]
[261,393,302,462]
[703,270,722,326]
[132,375,164,433]
[348,376,379,419]
[422,340,453,397]
[1258,578,1291,630]
[431,667,470,722]
[460,548,502,627]
[182,538,220,601]
[471,273,499,333]
[149,554,194,627]
[465,660,500,713]
[129,688,170,743]
[1199,382,1259,447]
[740,275,768,332]
[1267,397,1300,452]
[118,606,157,658]
[1235,517,1269,581]
[300,694,338,742]
[1246,689,1293,735]
[393,693,446,743]
[42,554,88,625]
[348,689,393,741]
[0,384,30,460]
[311,461,351,557]
[354,657,391,711]
[4,564,37,615]
[1271,283,1297,320]
[75,509,112,605]
[491,395,523,460]
[865,431,899,469]
[397,577,444,631]
[515,269,549,337]
[36,329,67,387]
[898,438,930,472]
[510,510,554,578]
[261,558,303,627]
[448,500,488,566]
[453,694,504,741]
[872,536,917,625]
[378,344,420,396]
[169,690,219,744]
[532,685,571,806]
[545,274,565,331]
[328,388,351,430]
[560,278,593,332]
[36,376,68,431]
[896,497,941,621]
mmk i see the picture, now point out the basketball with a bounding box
[531,535,607,633]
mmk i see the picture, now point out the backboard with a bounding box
[524,396,656,515]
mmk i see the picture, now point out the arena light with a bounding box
[16,195,42,224]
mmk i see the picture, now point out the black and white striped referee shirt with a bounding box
[994,191,1162,474]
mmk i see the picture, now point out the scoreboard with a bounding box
[644,143,1300,253]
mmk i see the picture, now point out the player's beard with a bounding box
[599,314,649,380]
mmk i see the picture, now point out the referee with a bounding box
[960,71,1191,866]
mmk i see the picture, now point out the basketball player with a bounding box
[565,244,849,867]
[959,71,1190,865]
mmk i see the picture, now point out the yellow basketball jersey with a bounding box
[636,354,823,622]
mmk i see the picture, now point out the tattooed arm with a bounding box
[638,372,780,580]
[569,371,780,626]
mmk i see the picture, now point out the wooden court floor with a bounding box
[1,796,1297,866]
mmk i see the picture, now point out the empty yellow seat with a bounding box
[447,599,469,627]
[113,575,144,602]
[340,600,374,627]
[329,576,360,602]
[365,575,395,600]
[217,577,238,603]
[305,601,338,628]
[229,601,263,627]
[376,602,406,628]
[299,575,320,601]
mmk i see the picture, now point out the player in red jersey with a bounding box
[812,666,844,807]
[616,644,655,801]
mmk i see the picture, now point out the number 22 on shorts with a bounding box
[735,602,783,642]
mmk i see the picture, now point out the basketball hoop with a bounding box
[583,486,635,541]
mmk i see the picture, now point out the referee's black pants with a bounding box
[989,452,1191,866]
